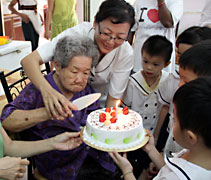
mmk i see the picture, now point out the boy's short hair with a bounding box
[179,40,211,76]
[173,77,211,148]
[141,35,172,63]
[95,0,135,29]
[176,26,211,47]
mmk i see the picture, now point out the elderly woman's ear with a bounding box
[53,61,61,71]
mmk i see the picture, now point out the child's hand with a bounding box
[51,132,82,150]
[142,130,156,154]
[109,152,133,174]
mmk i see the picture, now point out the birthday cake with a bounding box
[83,107,146,151]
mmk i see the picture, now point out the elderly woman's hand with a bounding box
[41,87,78,120]
[0,157,29,180]
[50,132,82,151]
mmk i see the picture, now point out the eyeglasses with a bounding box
[98,24,128,44]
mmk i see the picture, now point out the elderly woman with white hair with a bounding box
[0,36,120,179]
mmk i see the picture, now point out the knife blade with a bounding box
[72,93,101,110]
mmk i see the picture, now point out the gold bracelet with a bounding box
[120,171,133,178]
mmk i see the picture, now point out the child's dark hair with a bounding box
[176,26,211,47]
[173,77,211,148]
[141,35,172,63]
[179,40,211,76]
[95,0,135,29]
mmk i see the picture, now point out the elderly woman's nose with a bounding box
[75,74,84,82]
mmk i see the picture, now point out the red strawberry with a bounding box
[123,106,129,111]
[99,113,106,118]
[112,107,117,111]
[100,119,106,123]
[123,110,129,115]
[123,106,129,115]
[110,111,116,117]
[110,117,117,123]
[99,113,106,122]
[105,107,111,113]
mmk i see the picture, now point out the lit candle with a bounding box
[115,100,121,119]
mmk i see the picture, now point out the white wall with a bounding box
[89,0,103,24]
[76,0,84,23]
[178,0,206,35]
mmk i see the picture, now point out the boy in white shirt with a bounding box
[110,77,211,180]
[122,35,172,132]
[122,35,172,178]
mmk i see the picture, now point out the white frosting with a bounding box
[84,108,145,150]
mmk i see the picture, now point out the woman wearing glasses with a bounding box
[21,0,135,120]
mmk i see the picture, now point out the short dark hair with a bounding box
[173,77,211,148]
[141,35,172,63]
[179,40,211,76]
[95,0,135,29]
[176,26,211,47]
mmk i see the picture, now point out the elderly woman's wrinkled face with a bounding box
[55,55,92,94]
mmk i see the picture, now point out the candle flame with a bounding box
[116,100,121,107]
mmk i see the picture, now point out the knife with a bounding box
[72,93,101,110]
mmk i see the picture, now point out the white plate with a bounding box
[72,93,101,110]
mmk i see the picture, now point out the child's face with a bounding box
[177,43,193,60]
[175,43,193,64]
[142,51,168,78]
[178,67,198,87]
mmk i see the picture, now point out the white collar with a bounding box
[130,70,169,95]
[165,149,211,180]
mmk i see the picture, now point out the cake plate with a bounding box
[80,127,149,152]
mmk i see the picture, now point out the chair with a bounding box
[0,63,50,103]
[0,62,50,180]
